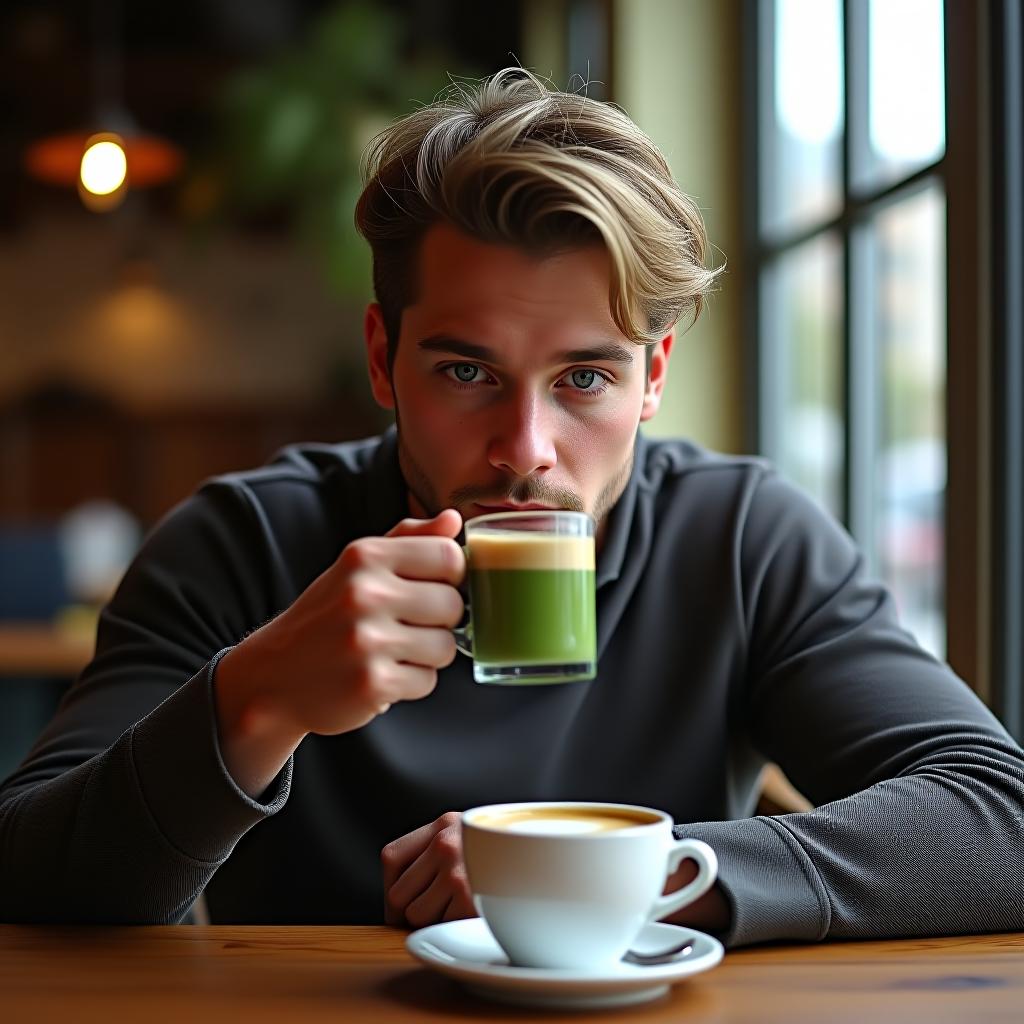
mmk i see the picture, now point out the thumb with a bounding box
[386,508,463,539]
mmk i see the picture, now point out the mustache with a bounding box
[450,479,585,512]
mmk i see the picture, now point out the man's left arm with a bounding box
[679,469,1024,948]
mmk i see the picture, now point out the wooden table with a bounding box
[0,926,1020,1022]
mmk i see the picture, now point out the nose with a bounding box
[486,388,557,478]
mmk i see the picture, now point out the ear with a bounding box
[639,331,674,422]
[364,303,395,410]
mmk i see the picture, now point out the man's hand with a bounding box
[214,510,465,797]
[663,859,732,934]
[381,812,477,928]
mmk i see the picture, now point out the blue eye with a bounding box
[450,364,481,383]
[555,367,609,397]
[570,369,598,390]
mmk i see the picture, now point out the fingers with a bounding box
[402,872,454,929]
[383,623,457,670]
[393,860,475,931]
[346,622,454,681]
[382,813,467,928]
[404,865,474,929]
[381,813,458,891]
[388,871,473,928]
[386,509,463,540]
[441,886,477,922]
[346,576,463,629]
[390,579,465,628]
[386,840,440,915]
[340,535,465,585]
[326,512,465,731]
[369,661,438,707]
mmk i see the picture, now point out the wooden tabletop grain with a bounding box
[0,925,1020,1023]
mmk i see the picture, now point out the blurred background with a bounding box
[1,0,1021,776]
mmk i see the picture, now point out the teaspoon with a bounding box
[622,940,695,966]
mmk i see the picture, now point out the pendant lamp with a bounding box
[23,0,183,211]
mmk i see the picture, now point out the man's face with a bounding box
[365,223,673,544]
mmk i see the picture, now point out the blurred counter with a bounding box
[0,621,94,678]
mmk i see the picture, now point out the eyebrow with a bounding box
[415,334,636,366]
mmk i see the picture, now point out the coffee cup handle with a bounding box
[646,838,719,924]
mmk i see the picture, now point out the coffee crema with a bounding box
[471,806,660,835]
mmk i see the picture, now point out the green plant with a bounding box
[203,2,464,300]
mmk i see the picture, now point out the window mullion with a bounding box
[991,0,1024,739]
[847,226,878,573]
[745,0,768,455]
[843,0,875,559]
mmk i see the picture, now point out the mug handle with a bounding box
[452,623,473,658]
[645,838,719,923]
[452,544,473,658]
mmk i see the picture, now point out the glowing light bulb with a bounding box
[80,139,127,196]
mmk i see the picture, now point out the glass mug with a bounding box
[454,510,597,684]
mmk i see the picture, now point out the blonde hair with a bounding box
[355,68,722,359]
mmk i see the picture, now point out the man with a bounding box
[2,69,1022,945]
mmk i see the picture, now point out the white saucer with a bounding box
[405,917,724,1010]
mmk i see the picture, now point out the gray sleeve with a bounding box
[0,487,292,923]
[683,470,1024,947]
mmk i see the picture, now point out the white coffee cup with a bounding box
[461,801,719,970]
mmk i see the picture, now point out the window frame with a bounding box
[744,0,1000,703]
[987,0,1024,739]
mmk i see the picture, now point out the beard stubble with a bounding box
[395,416,635,537]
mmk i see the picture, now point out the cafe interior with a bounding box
[1,0,1022,1019]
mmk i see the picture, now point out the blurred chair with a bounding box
[0,524,74,781]
[0,525,71,620]
[1,503,139,783]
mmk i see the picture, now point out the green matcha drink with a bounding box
[463,514,596,685]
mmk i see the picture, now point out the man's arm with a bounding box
[379,472,1023,944]
[683,470,1024,947]
[212,510,465,797]
[0,475,466,923]
[0,484,290,923]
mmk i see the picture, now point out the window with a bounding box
[751,0,948,658]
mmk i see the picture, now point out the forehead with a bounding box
[405,222,625,342]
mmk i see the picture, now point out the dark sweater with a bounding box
[2,429,1022,946]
